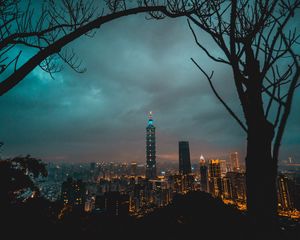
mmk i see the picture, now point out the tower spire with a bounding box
[148,111,153,125]
[146,111,156,179]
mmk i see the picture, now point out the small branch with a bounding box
[191,57,248,133]
[273,33,300,162]
[187,19,230,65]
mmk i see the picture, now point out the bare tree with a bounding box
[0,0,197,96]
[3,0,299,229]
[188,0,300,227]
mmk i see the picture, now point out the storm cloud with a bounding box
[1,13,299,164]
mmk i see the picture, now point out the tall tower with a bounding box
[230,152,240,172]
[199,155,208,192]
[146,111,156,179]
[208,160,222,197]
[179,141,191,175]
[278,174,294,210]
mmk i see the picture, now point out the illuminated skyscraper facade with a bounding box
[230,152,240,172]
[278,174,294,210]
[179,141,192,175]
[225,171,246,202]
[146,111,156,179]
[208,160,222,197]
[61,177,86,207]
[199,155,208,192]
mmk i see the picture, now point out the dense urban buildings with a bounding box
[40,157,300,220]
[34,113,300,221]
[145,111,156,179]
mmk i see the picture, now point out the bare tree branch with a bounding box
[0,0,199,96]
[191,57,248,132]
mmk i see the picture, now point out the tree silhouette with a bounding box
[1,0,299,231]
[0,155,47,206]
[187,0,300,227]
[0,0,197,96]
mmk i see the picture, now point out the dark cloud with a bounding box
[0,11,299,164]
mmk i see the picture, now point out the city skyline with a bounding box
[1,106,297,164]
[1,1,300,237]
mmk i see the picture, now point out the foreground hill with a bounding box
[2,191,299,239]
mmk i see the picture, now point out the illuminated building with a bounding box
[61,177,86,207]
[199,155,208,192]
[106,192,129,216]
[129,184,145,212]
[294,176,300,210]
[146,111,157,179]
[84,197,95,212]
[230,152,240,172]
[130,162,137,176]
[225,172,246,202]
[95,192,129,216]
[185,174,196,191]
[235,172,246,201]
[149,180,171,206]
[219,160,227,177]
[209,160,221,177]
[168,174,184,193]
[222,177,233,199]
[278,174,294,210]
[179,141,191,175]
[208,160,222,197]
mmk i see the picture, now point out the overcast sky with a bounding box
[0,10,299,164]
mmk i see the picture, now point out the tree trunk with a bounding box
[245,119,278,229]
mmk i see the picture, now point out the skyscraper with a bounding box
[199,155,208,192]
[209,160,221,178]
[219,160,228,176]
[130,162,137,176]
[61,177,86,207]
[179,141,191,175]
[278,174,294,210]
[208,160,222,197]
[226,171,247,202]
[146,111,156,179]
[230,152,240,172]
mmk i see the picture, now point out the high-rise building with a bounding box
[230,152,240,172]
[222,177,233,199]
[95,192,129,216]
[179,141,191,175]
[226,171,246,202]
[146,111,156,179]
[130,162,137,176]
[219,160,227,176]
[199,155,208,192]
[209,160,221,178]
[61,177,86,207]
[208,160,222,197]
[278,174,294,210]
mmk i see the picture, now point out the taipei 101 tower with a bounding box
[145,111,157,179]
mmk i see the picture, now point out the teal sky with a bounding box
[0,7,299,164]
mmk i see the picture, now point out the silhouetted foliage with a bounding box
[0,155,47,206]
[188,0,300,226]
[0,0,196,96]
[1,190,300,239]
